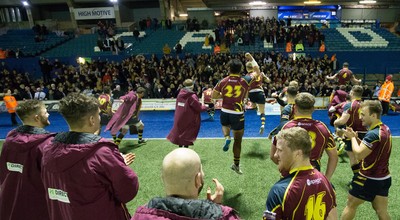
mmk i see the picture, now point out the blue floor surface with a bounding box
[1,109,399,139]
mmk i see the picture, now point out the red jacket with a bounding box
[105,91,139,135]
[132,197,240,220]
[41,132,139,220]
[0,126,55,220]
[167,88,207,146]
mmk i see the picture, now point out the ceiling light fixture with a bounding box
[179,13,188,17]
[359,0,376,3]
[249,1,267,6]
[22,1,29,6]
[304,1,321,4]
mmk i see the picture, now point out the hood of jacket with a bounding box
[5,125,54,153]
[42,132,110,173]
[147,197,223,219]
[178,88,195,99]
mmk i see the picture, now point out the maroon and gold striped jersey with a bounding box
[343,100,367,132]
[214,74,252,114]
[360,122,392,179]
[266,166,336,220]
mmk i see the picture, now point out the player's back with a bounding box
[338,68,353,85]
[282,118,335,168]
[345,100,367,132]
[216,75,250,113]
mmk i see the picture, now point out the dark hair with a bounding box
[295,92,315,111]
[343,62,349,67]
[59,93,99,126]
[103,86,111,94]
[228,59,243,74]
[16,100,44,121]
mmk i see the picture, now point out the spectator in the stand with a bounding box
[154,84,166,98]
[97,37,106,51]
[53,86,66,100]
[163,44,171,55]
[0,48,7,59]
[174,42,182,54]
[113,84,125,99]
[373,80,382,97]
[34,87,46,100]
[39,59,52,83]
[362,84,373,99]
[166,18,172,29]
[133,27,140,42]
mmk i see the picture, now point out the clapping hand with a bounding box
[122,153,136,165]
[206,178,224,204]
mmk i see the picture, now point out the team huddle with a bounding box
[0,52,393,220]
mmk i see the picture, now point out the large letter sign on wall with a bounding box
[337,28,388,48]
[74,7,115,20]
[179,30,215,49]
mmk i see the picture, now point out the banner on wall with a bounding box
[74,7,115,20]
[1,97,335,113]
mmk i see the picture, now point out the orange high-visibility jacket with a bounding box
[378,80,394,102]
[3,95,18,113]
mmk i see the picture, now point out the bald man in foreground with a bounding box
[132,148,240,219]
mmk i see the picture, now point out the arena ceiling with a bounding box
[1,0,400,8]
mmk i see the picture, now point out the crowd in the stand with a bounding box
[207,17,324,49]
[0,51,394,102]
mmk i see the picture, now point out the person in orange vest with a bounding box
[319,41,326,52]
[378,75,394,115]
[214,44,221,54]
[0,48,6,59]
[3,89,18,125]
[285,41,292,52]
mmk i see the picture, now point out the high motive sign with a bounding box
[74,7,115,20]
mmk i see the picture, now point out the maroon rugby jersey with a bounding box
[266,166,337,220]
[214,74,252,113]
[274,117,335,167]
[248,73,264,91]
[360,123,392,179]
[202,88,213,104]
[337,68,353,85]
[343,100,367,132]
[98,94,112,115]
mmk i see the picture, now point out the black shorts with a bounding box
[350,175,391,202]
[126,117,141,125]
[220,111,244,130]
[345,132,367,151]
[205,103,215,109]
[248,91,266,105]
[100,113,111,125]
